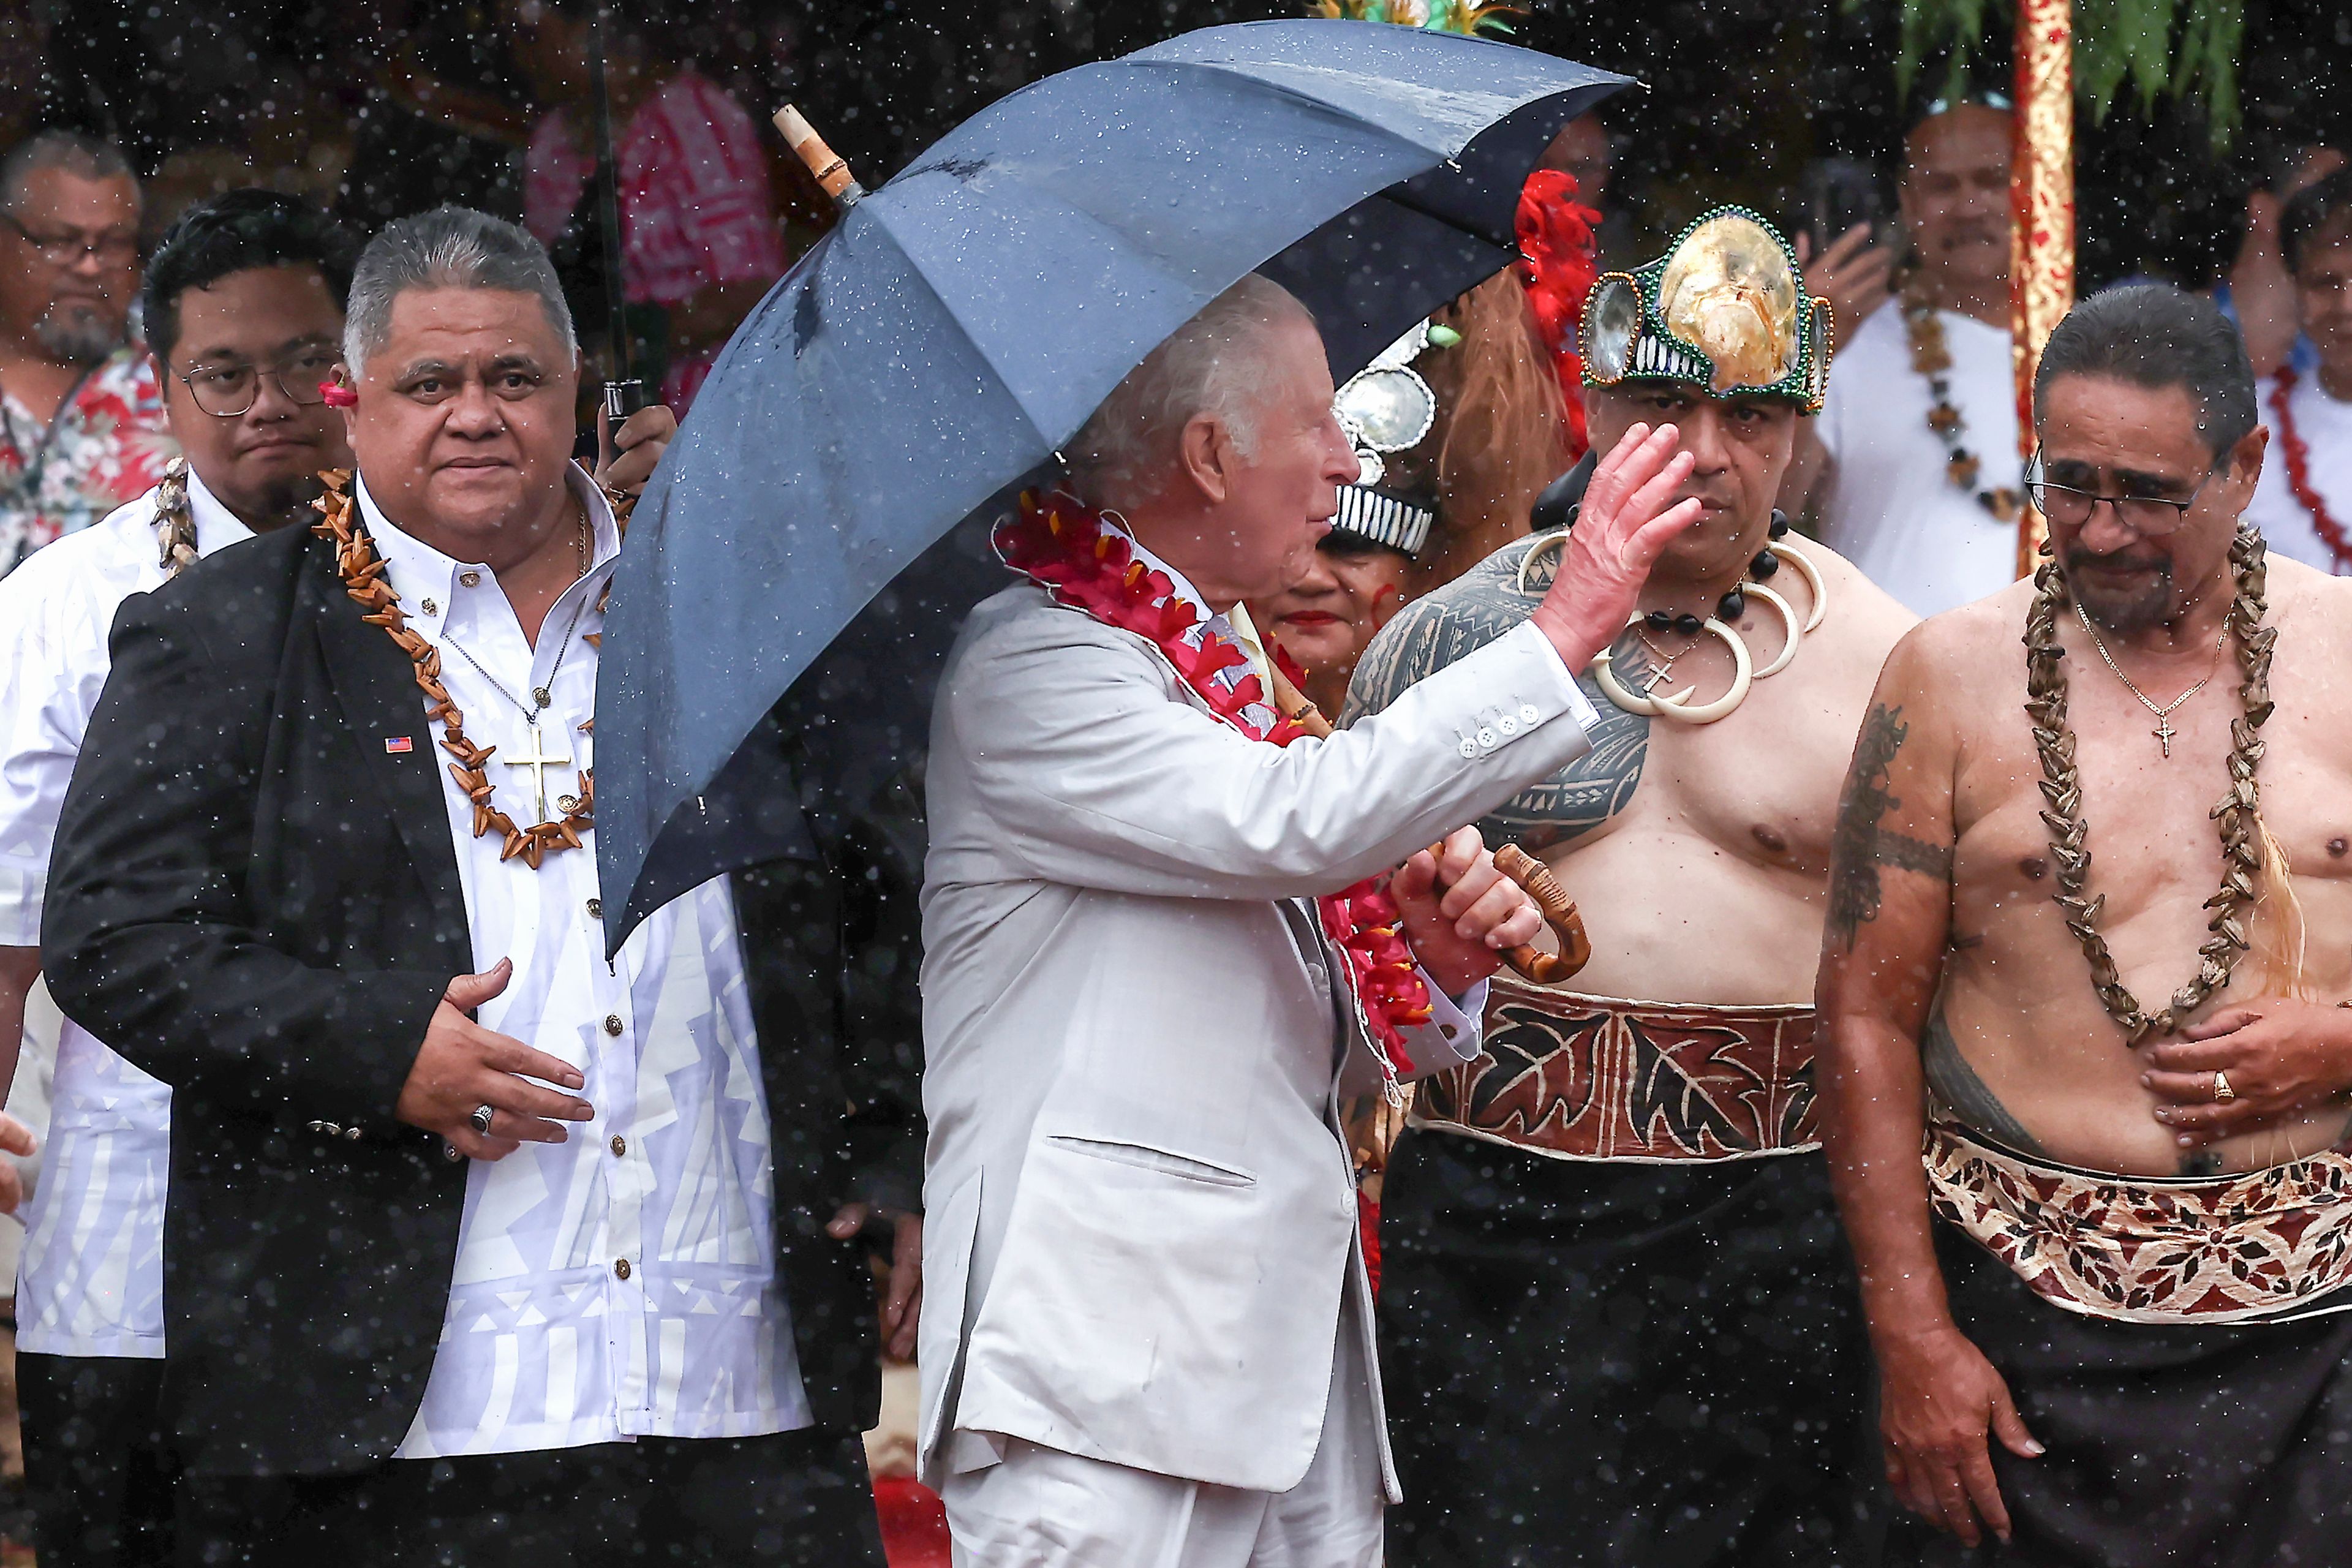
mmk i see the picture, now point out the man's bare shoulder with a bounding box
[1345,534,1544,722]
[1782,534,1919,668]
[2259,550,2352,690]
[1904,571,2038,671]
[2267,549,2352,617]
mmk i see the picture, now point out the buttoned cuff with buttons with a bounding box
[1450,620,1602,763]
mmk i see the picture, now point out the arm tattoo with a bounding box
[1825,703,1952,944]
[1343,538,1648,853]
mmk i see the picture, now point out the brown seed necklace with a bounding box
[2022,528,2275,1043]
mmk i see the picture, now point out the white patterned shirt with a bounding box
[353,473,812,1459]
[0,471,252,1357]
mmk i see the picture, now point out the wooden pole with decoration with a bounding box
[2010,0,2075,576]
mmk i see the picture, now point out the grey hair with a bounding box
[342,205,576,378]
[0,130,135,213]
[1068,275,1316,510]
[2035,283,2258,464]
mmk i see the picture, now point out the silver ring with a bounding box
[2212,1071,2236,1103]
[469,1104,496,1136]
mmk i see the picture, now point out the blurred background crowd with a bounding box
[0,0,2344,280]
[0,0,2345,379]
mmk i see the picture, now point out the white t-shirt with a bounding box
[2247,371,2352,575]
[1816,301,2026,618]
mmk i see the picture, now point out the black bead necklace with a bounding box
[1642,513,1793,636]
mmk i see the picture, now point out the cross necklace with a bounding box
[1632,628,1691,695]
[2070,600,2229,758]
[439,510,596,822]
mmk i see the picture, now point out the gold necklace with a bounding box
[311,470,595,870]
[2068,600,2230,760]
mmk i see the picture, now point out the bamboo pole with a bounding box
[2011,0,2076,575]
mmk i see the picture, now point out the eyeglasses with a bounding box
[0,213,139,268]
[175,349,345,417]
[2024,454,2215,537]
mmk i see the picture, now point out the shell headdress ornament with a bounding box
[1328,318,1452,557]
[1578,206,1833,411]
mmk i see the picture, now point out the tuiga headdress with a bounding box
[1580,205,1832,411]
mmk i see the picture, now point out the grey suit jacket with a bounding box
[916,579,1599,1493]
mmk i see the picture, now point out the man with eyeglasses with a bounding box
[0,129,172,577]
[1818,282,2352,1565]
[0,189,673,1567]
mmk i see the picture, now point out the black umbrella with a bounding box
[596,20,1631,948]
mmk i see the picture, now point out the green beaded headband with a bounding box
[1580,205,1833,412]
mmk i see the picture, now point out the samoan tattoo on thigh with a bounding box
[1342,537,1649,853]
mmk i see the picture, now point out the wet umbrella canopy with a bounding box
[594,19,1630,949]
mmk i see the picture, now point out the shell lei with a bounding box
[153,456,199,576]
[994,489,1433,1077]
[2023,528,2273,1043]
[311,469,595,870]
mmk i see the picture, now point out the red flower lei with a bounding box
[1515,168,1602,458]
[2271,368,2352,571]
[994,489,1433,1077]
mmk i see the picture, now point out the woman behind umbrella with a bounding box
[1250,500,1422,720]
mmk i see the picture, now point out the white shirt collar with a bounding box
[184,467,257,559]
[353,463,620,627]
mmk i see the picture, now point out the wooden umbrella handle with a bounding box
[1494,843,1592,984]
[1422,840,1592,986]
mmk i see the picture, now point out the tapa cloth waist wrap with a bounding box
[1409,978,1820,1163]
[1926,1118,2352,1325]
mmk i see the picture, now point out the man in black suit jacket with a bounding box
[40,206,922,1564]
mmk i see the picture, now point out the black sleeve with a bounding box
[40,588,445,1125]
[832,762,927,1215]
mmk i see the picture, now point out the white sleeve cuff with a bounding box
[0,876,40,949]
[1416,973,1487,1066]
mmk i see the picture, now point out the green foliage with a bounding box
[1860,0,2242,146]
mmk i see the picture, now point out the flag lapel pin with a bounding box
[385,736,415,755]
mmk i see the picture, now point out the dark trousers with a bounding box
[174,1427,888,1568]
[1379,1130,1885,1568]
[1887,1222,2352,1567]
[19,1351,178,1568]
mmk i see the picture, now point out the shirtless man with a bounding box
[1820,282,2352,1567]
[1348,206,1915,1566]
